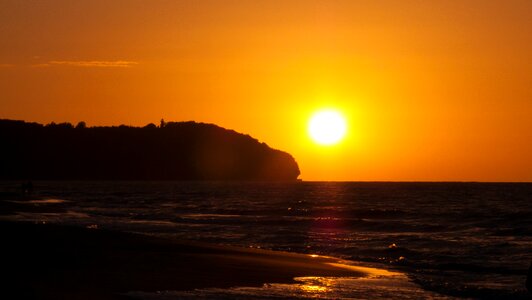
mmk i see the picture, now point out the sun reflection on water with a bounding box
[300,284,328,294]
[126,274,452,299]
[298,277,333,295]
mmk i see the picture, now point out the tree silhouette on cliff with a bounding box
[0,119,300,181]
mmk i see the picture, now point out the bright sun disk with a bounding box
[308,110,347,145]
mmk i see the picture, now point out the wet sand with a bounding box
[0,220,379,300]
[0,191,402,299]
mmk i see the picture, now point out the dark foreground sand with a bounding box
[0,191,397,299]
[1,220,377,300]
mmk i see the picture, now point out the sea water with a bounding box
[1,181,531,299]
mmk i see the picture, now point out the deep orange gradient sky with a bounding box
[1,1,531,181]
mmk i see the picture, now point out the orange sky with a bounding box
[1,0,531,181]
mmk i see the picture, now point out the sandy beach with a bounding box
[0,193,380,299]
[0,191,407,299]
[1,220,379,299]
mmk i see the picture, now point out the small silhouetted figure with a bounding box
[527,262,532,293]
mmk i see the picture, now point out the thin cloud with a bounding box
[0,63,15,68]
[34,60,139,68]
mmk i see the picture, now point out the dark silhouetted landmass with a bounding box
[0,119,300,181]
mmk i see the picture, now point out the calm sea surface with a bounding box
[1,181,531,299]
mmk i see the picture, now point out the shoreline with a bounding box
[4,186,528,299]
[1,220,387,299]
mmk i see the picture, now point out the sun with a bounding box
[308,109,347,145]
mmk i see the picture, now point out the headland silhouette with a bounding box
[0,119,300,181]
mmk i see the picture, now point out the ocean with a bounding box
[1,181,531,299]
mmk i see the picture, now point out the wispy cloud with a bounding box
[0,63,15,68]
[34,60,139,68]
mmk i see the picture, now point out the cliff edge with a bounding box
[0,119,300,181]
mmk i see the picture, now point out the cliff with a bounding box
[0,119,300,181]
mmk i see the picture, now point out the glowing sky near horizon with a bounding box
[0,0,531,181]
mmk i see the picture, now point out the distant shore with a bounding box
[0,119,300,181]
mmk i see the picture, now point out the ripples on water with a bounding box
[1,181,531,299]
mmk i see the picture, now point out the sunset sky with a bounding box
[1,0,531,181]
